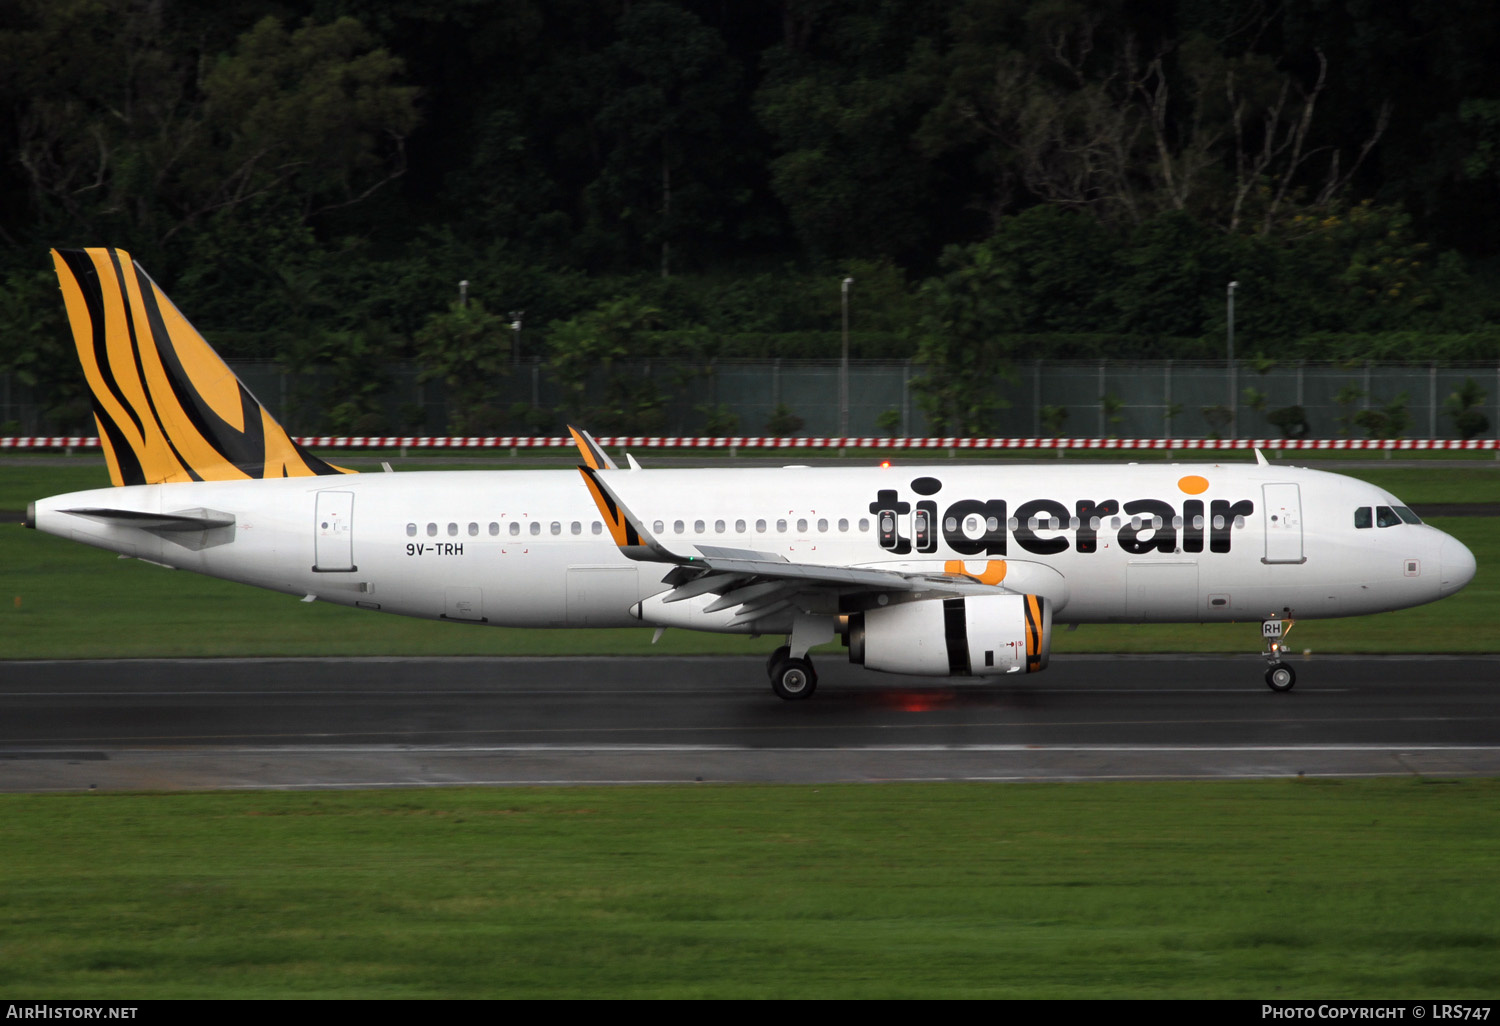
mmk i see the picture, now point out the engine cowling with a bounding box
[846,593,1051,676]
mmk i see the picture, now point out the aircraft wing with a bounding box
[575,459,1009,626]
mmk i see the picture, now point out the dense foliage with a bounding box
[2,0,1498,434]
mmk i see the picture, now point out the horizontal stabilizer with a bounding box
[61,507,236,531]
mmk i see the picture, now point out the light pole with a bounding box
[459,280,469,308]
[840,277,853,439]
[1227,281,1238,440]
[510,310,524,367]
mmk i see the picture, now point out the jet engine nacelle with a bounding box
[846,593,1051,676]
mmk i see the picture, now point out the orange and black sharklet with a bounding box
[51,248,352,486]
[567,424,619,471]
[575,463,683,564]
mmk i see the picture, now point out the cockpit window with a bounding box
[1375,505,1402,528]
[1354,507,1372,529]
[1394,506,1422,525]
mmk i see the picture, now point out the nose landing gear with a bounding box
[1262,617,1297,692]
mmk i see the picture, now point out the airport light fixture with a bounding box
[840,277,853,438]
[1227,280,1238,440]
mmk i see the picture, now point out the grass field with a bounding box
[1,780,1496,998]
[2,460,1496,658]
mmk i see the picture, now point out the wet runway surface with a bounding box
[2,654,1497,790]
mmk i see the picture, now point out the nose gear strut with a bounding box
[1262,617,1297,692]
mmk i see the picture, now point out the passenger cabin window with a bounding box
[489,522,499,536]
[694,520,705,534]
[592,522,603,535]
[735,519,746,533]
[550,522,561,535]
[571,521,581,535]
[777,519,788,533]
[468,522,478,536]
[530,522,541,536]
[1355,507,1373,529]
[510,522,521,536]
[427,523,437,537]
[406,523,417,537]
[796,518,807,533]
[448,523,458,537]
[756,519,767,533]
[838,518,849,532]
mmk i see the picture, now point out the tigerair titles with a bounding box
[869,475,1255,557]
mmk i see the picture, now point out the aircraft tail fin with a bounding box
[50,248,352,486]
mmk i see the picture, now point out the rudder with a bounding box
[51,248,351,486]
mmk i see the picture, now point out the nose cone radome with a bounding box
[1439,534,1477,598]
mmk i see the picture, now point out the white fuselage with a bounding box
[31,461,1474,630]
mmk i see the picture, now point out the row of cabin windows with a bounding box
[404,518,875,538]
[403,513,1254,541]
[1354,505,1421,529]
[406,521,606,537]
[653,517,869,535]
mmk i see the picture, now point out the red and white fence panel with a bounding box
[4,435,1498,452]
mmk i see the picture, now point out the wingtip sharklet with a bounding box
[567,425,618,471]
[576,463,684,563]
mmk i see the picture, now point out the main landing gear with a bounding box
[767,645,817,700]
[1262,617,1297,692]
[766,614,835,700]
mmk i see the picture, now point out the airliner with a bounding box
[26,248,1478,698]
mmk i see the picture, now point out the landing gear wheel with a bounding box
[1265,664,1296,692]
[766,645,791,679]
[770,656,817,700]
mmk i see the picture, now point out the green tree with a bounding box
[545,296,662,428]
[415,299,509,435]
[588,2,741,276]
[754,0,948,260]
[192,16,419,231]
[912,241,1022,435]
[0,5,419,249]
[1353,393,1412,440]
[1443,378,1490,439]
